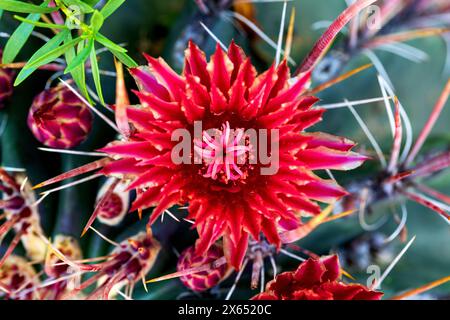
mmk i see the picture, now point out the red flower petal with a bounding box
[207,44,233,97]
[144,54,185,101]
[129,67,170,101]
[304,132,356,152]
[298,147,369,170]
[321,255,341,281]
[293,258,326,286]
[184,41,210,88]
[295,179,348,203]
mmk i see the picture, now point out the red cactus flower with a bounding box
[96,41,367,269]
[252,255,383,300]
[27,84,93,149]
[34,0,377,270]
[0,50,14,109]
[177,244,231,292]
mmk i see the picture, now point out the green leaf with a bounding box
[14,14,68,29]
[89,45,105,105]
[111,49,138,68]
[82,0,99,6]
[64,38,93,73]
[90,10,104,32]
[14,29,70,85]
[95,33,126,52]
[99,0,125,19]
[0,9,3,20]
[65,33,91,102]
[24,36,82,70]
[62,0,94,13]
[2,0,51,64]
[0,0,57,13]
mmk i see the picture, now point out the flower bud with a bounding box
[177,244,230,292]
[27,84,93,149]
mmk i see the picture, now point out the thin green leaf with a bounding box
[25,36,82,70]
[64,39,93,73]
[89,45,105,105]
[90,10,104,32]
[100,0,125,19]
[95,33,126,53]
[82,0,99,6]
[14,29,69,85]
[14,14,68,29]
[110,49,138,68]
[0,0,57,13]
[65,33,91,102]
[0,9,3,20]
[62,0,94,13]
[2,0,50,64]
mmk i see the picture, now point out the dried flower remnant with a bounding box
[252,255,383,300]
[0,169,46,265]
[0,255,40,300]
[41,235,83,300]
[177,244,231,292]
[62,231,161,300]
[95,178,130,226]
[27,84,93,149]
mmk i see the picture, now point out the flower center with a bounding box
[194,122,252,183]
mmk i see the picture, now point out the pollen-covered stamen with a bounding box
[194,122,251,183]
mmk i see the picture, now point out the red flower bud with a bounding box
[177,244,230,292]
[27,84,93,149]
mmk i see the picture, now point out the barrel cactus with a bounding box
[0,0,449,303]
